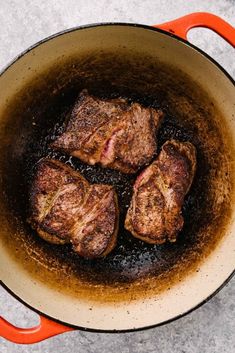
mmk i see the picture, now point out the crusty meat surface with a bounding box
[125,140,196,244]
[28,159,119,258]
[51,90,164,174]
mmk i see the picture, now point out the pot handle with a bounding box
[154,12,235,47]
[0,315,73,344]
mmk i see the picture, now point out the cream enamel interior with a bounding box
[0,25,234,330]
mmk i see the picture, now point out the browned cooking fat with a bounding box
[51,90,164,173]
[125,140,196,244]
[28,158,119,258]
[0,51,233,301]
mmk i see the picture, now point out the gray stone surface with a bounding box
[0,0,234,352]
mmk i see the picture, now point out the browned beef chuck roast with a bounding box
[28,159,119,258]
[125,140,196,244]
[51,90,164,174]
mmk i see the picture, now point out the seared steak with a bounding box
[125,140,196,244]
[51,90,163,173]
[28,159,119,258]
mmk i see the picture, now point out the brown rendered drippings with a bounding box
[0,51,234,302]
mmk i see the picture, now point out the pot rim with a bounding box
[0,22,234,87]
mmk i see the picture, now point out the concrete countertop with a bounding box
[0,1,234,352]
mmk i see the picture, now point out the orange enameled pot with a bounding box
[0,13,235,344]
